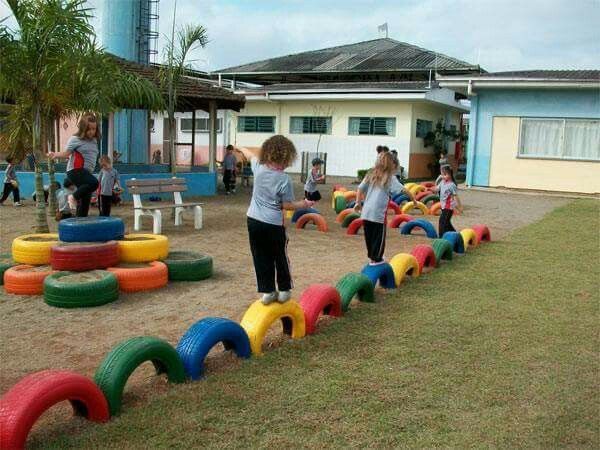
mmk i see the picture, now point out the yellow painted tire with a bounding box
[117,234,169,263]
[460,228,479,250]
[389,253,420,285]
[404,183,417,190]
[331,191,344,209]
[240,300,306,356]
[409,184,426,195]
[401,201,429,215]
[11,234,59,265]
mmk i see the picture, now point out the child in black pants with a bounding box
[0,157,23,206]
[97,155,121,217]
[433,165,462,237]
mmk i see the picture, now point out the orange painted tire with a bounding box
[3,265,56,295]
[388,214,414,229]
[346,218,364,235]
[107,261,168,293]
[343,191,357,202]
[295,213,328,232]
[429,202,442,215]
[336,208,356,224]
[333,184,346,192]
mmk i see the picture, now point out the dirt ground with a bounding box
[0,176,569,440]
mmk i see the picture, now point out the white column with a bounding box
[208,100,217,172]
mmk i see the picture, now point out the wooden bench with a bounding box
[126,178,203,235]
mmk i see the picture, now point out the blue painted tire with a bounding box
[176,317,251,380]
[58,217,125,242]
[291,208,320,223]
[400,219,438,239]
[442,231,465,254]
[361,263,396,289]
[392,194,409,205]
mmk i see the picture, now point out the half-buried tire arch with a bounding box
[443,231,465,254]
[335,208,355,224]
[0,370,109,449]
[410,244,437,272]
[400,219,438,239]
[291,208,320,224]
[94,336,186,416]
[431,239,453,264]
[400,201,429,215]
[341,212,361,228]
[361,263,396,289]
[176,317,251,380]
[346,218,365,235]
[295,213,328,232]
[335,272,375,312]
[240,300,306,356]
[389,253,420,285]
[472,224,491,243]
[387,214,414,229]
[334,195,347,213]
[299,284,342,335]
[460,228,479,249]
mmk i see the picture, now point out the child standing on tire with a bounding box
[222,145,237,195]
[244,135,314,305]
[97,155,121,217]
[433,165,462,237]
[0,157,23,207]
[304,157,325,202]
[354,152,414,265]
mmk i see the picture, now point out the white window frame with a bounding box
[518,117,600,162]
[289,116,332,135]
[348,117,396,137]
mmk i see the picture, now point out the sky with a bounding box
[2,0,599,73]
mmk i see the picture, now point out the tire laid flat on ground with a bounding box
[50,241,120,271]
[58,217,125,242]
[162,251,213,281]
[3,265,56,295]
[0,253,16,285]
[118,234,169,263]
[107,262,168,292]
[12,234,59,265]
[43,270,119,308]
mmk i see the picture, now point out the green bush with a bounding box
[357,169,369,180]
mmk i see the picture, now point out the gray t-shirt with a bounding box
[66,136,99,172]
[56,189,71,212]
[223,153,237,170]
[98,168,119,196]
[246,157,294,226]
[358,175,406,224]
[304,168,321,193]
[439,180,457,210]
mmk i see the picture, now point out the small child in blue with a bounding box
[222,145,237,195]
[97,155,121,217]
[304,157,325,201]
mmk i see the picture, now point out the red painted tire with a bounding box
[410,244,437,273]
[3,265,55,295]
[295,213,328,232]
[107,261,168,293]
[299,284,342,335]
[50,241,120,271]
[346,218,364,235]
[0,370,109,449]
[387,201,401,215]
[335,208,355,224]
[415,190,433,201]
[429,202,442,216]
[420,182,435,188]
[387,214,414,229]
[472,224,491,243]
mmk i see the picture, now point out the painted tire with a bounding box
[0,253,17,286]
[415,190,433,201]
[331,191,344,209]
[299,284,343,335]
[346,218,365,235]
[400,219,438,239]
[240,300,306,356]
[431,238,453,264]
[50,241,120,271]
[460,228,479,249]
[392,194,409,205]
[409,184,426,195]
[107,261,168,293]
[291,208,319,224]
[296,213,328,232]
[336,208,356,224]
[361,263,396,289]
[162,251,213,281]
[3,265,56,295]
[332,184,345,192]
[341,212,361,228]
[118,234,169,263]
[43,270,119,308]
[334,195,347,213]
[472,224,491,243]
[11,234,59,265]
[420,181,436,188]
[58,216,125,242]
[0,370,109,449]
[421,194,440,206]
[429,202,442,216]
[410,244,437,272]
[443,231,465,254]
[335,272,375,312]
[400,201,429,215]
[388,214,414,229]
[389,253,420,285]
[94,336,185,416]
[176,317,251,380]
[404,182,417,190]
[387,200,401,214]
[343,191,357,202]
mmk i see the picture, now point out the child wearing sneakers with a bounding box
[432,165,463,237]
[245,135,314,304]
[0,157,23,206]
[222,145,237,195]
[354,152,414,265]
[97,155,121,217]
[304,157,325,201]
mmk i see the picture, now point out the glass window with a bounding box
[237,116,275,133]
[416,119,433,138]
[180,118,222,133]
[348,117,396,136]
[290,116,332,134]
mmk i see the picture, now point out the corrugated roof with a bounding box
[238,81,437,93]
[217,38,479,74]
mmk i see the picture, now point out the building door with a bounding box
[163,118,176,165]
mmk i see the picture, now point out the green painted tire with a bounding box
[431,239,453,264]
[421,194,440,206]
[94,336,186,416]
[0,253,16,285]
[43,270,119,308]
[163,251,213,281]
[341,213,361,228]
[335,272,375,312]
[334,195,347,214]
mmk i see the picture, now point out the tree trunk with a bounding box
[47,117,58,216]
[32,103,49,233]
[168,113,176,175]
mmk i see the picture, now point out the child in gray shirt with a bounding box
[304,157,325,201]
[97,155,120,217]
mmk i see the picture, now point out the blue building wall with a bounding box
[466,89,600,186]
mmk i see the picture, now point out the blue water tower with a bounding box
[102,0,159,164]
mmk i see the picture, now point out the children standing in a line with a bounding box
[433,165,462,237]
[97,155,121,217]
[55,179,76,221]
[354,152,414,264]
[0,157,23,206]
[304,157,325,202]
[245,135,314,304]
[222,145,237,195]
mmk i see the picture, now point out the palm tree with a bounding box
[160,5,208,174]
[0,0,164,232]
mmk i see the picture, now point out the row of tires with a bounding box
[0,222,491,448]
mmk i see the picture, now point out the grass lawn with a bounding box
[40,199,599,449]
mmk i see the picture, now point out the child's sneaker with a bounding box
[14,202,24,207]
[261,291,278,304]
[277,291,291,303]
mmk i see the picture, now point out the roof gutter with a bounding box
[440,80,599,89]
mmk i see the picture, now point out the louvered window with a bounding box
[348,117,395,136]
[290,116,332,134]
[237,116,276,133]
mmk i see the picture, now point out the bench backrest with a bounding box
[126,178,188,195]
